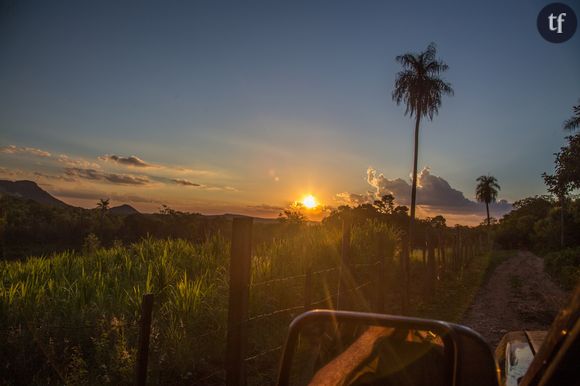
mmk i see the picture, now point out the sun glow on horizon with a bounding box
[301,194,318,209]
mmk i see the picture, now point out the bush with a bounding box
[544,247,580,289]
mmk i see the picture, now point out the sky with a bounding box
[1,0,579,225]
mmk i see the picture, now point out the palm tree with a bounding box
[475,175,500,227]
[392,43,453,310]
[563,99,580,131]
[96,198,110,212]
[96,198,110,238]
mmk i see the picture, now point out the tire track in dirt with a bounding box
[461,250,568,347]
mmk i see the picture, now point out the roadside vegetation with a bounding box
[493,101,580,289]
[0,209,492,384]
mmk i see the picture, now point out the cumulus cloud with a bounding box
[0,167,25,178]
[0,145,51,157]
[64,167,151,185]
[335,192,374,206]
[34,172,77,183]
[57,154,100,169]
[337,167,512,218]
[99,154,153,168]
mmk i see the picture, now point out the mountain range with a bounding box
[0,180,139,214]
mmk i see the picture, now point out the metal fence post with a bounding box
[225,218,253,386]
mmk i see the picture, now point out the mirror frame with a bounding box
[277,309,499,386]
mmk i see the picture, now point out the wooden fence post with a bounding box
[400,234,409,315]
[376,238,386,314]
[428,232,437,289]
[439,233,446,276]
[304,268,312,312]
[226,218,253,386]
[337,218,351,310]
[135,293,154,386]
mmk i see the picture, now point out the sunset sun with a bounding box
[302,194,318,209]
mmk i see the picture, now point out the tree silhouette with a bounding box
[96,198,110,238]
[475,175,500,227]
[392,42,453,309]
[563,99,580,131]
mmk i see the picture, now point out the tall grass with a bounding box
[0,221,399,385]
[0,220,489,385]
[0,235,231,384]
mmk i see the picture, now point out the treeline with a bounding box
[0,195,230,260]
[1,191,477,261]
[494,128,580,289]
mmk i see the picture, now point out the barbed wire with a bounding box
[196,368,225,383]
[251,272,307,287]
[351,261,382,268]
[251,265,340,288]
[310,291,339,307]
[247,305,304,323]
[245,344,283,362]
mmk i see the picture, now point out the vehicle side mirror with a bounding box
[277,310,500,386]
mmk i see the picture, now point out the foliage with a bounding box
[543,133,580,195]
[0,220,402,384]
[0,195,229,260]
[475,175,500,226]
[0,235,231,384]
[476,175,500,203]
[563,99,580,132]
[392,42,454,120]
[544,247,580,290]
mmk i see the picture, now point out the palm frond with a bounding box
[392,43,453,120]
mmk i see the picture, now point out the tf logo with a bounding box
[537,3,577,43]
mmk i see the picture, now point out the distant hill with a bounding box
[208,213,278,224]
[0,180,275,222]
[0,180,71,208]
[109,204,140,215]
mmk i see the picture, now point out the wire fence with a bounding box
[1,218,485,386]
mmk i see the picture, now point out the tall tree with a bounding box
[392,42,453,311]
[563,99,580,132]
[475,175,500,227]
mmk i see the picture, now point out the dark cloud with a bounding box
[64,167,151,185]
[100,154,153,168]
[338,167,512,217]
[172,178,201,187]
[171,178,237,191]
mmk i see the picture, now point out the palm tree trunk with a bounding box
[405,109,421,314]
[485,202,490,227]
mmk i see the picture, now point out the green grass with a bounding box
[0,221,492,385]
[0,221,400,385]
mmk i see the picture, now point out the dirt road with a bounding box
[461,250,568,347]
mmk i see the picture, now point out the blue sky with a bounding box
[1,1,579,224]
